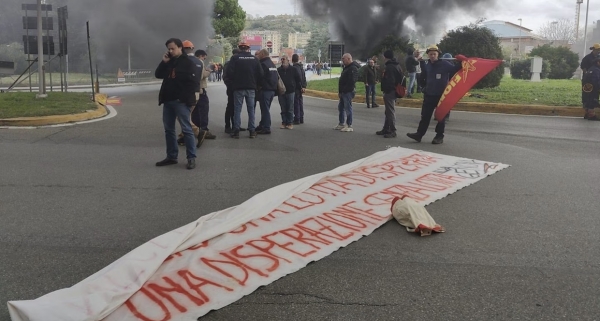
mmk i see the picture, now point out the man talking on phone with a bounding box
[154,38,199,170]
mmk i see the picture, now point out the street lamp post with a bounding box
[36,0,46,98]
[582,0,590,58]
[518,18,522,57]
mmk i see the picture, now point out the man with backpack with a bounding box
[377,50,403,138]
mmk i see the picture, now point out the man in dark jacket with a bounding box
[223,48,240,133]
[580,43,600,117]
[292,54,307,124]
[277,56,302,129]
[256,49,278,134]
[407,45,461,145]
[363,59,380,108]
[225,42,264,138]
[335,53,360,132]
[378,50,403,138]
[582,57,600,121]
[154,38,199,170]
[405,48,420,98]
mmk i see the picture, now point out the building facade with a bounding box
[241,30,282,53]
[288,32,312,49]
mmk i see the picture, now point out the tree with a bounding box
[538,19,577,43]
[304,30,329,62]
[529,44,579,79]
[213,0,246,38]
[510,59,549,80]
[438,25,504,88]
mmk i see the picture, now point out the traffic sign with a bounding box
[267,41,273,48]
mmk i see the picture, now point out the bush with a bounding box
[529,44,579,79]
[510,59,550,80]
[438,25,504,88]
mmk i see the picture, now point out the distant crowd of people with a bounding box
[154,38,460,170]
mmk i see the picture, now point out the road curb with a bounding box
[0,93,109,127]
[304,89,584,117]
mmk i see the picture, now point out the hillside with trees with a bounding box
[245,15,328,47]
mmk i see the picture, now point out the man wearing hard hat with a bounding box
[406,45,461,145]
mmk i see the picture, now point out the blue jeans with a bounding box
[338,91,354,126]
[278,92,295,125]
[408,72,416,94]
[365,83,376,105]
[163,100,196,160]
[233,90,256,131]
[259,90,275,130]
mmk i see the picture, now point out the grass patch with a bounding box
[307,76,582,106]
[0,92,97,119]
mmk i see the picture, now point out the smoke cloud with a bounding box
[299,0,491,57]
[66,0,215,71]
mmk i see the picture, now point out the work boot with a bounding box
[376,128,388,135]
[196,130,207,148]
[383,131,397,138]
[225,127,232,134]
[372,103,380,108]
[230,130,240,139]
[186,158,196,170]
[432,136,444,144]
[406,133,422,143]
[204,131,217,139]
[249,130,257,138]
[156,158,178,167]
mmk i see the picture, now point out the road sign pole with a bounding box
[36,0,46,98]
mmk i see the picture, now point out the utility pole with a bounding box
[36,0,47,98]
[582,0,590,58]
[518,18,522,58]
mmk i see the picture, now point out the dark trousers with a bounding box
[417,94,445,138]
[225,88,234,128]
[293,90,304,122]
[195,91,209,130]
[383,92,396,132]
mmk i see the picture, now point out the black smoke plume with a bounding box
[70,0,214,71]
[299,0,490,57]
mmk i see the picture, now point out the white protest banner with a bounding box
[8,147,509,321]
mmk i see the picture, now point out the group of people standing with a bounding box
[338,46,460,144]
[153,37,460,170]
[222,42,307,138]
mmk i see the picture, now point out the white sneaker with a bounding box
[340,126,353,132]
[333,124,345,130]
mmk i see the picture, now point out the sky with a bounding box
[238,0,600,36]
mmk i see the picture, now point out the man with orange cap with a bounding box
[175,40,202,146]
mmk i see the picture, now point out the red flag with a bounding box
[434,55,503,121]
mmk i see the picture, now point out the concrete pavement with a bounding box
[1,82,600,320]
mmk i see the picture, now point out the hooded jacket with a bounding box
[277,64,302,94]
[381,59,403,94]
[293,62,307,90]
[338,61,360,94]
[260,57,278,92]
[155,54,199,107]
[226,51,264,90]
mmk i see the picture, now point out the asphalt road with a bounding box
[1,82,600,321]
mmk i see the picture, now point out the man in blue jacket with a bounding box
[407,45,461,145]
